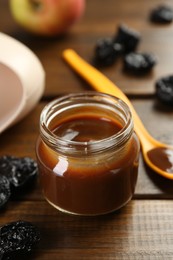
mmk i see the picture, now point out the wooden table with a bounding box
[1,0,173,259]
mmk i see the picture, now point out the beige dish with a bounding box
[0,32,45,134]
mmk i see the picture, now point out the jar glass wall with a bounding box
[36,92,140,216]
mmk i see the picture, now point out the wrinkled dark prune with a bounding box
[155,75,173,105]
[123,52,157,74]
[94,38,123,66]
[114,24,141,53]
[0,156,38,189]
[0,156,16,182]
[0,175,11,209]
[0,220,40,259]
[150,5,173,24]
[8,156,38,188]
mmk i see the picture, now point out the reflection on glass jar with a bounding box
[36,92,140,216]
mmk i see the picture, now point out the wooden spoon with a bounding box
[62,49,173,180]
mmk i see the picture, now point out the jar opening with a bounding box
[40,92,133,155]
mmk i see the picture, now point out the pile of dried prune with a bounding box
[114,24,141,54]
[149,5,173,106]
[0,220,40,259]
[155,75,173,105]
[150,5,173,24]
[94,24,141,67]
[94,38,123,66]
[0,155,38,209]
[124,52,157,74]
[0,175,11,209]
[93,24,157,75]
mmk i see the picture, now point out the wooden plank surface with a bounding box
[1,200,173,260]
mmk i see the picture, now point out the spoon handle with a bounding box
[62,49,156,150]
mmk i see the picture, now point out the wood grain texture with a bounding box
[1,200,173,260]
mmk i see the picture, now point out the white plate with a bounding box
[0,32,45,134]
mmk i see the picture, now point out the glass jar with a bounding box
[36,92,140,216]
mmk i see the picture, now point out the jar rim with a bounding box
[40,92,134,155]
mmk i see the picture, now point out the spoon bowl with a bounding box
[62,49,173,179]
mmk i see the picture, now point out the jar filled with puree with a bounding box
[36,92,140,216]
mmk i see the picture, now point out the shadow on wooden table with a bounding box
[144,162,173,196]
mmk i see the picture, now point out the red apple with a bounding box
[9,0,85,36]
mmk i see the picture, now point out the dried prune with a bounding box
[0,220,40,259]
[9,156,38,189]
[0,156,38,189]
[0,156,16,182]
[0,175,11,209]
[94,38,123,66]
[155,75,173,105]
[123,52,157,74]
[114,24,141,53]
[150,5,173,24]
